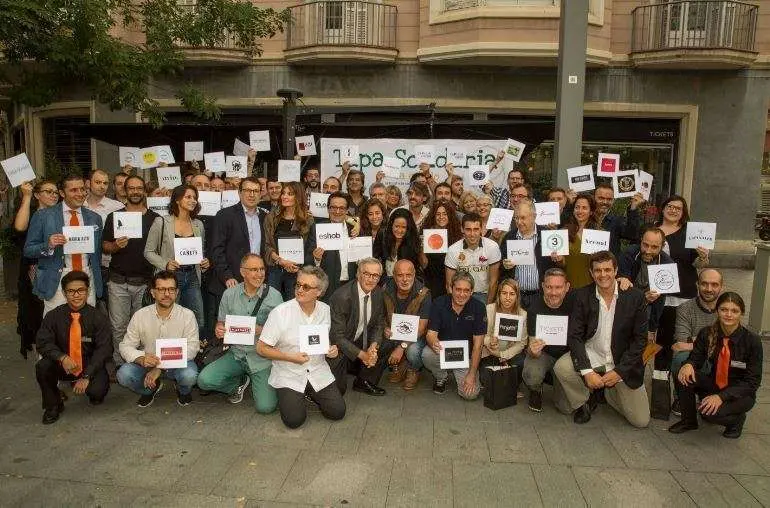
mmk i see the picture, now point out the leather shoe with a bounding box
[723,414,746,439]
[42,403,64,425]
[353,379,386,396]
[668,420,698,434]
[573,404,591,424]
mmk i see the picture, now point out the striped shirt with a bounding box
[514,229,539,292]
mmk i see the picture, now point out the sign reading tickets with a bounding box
[391,313,420,342]
[440,340,469,369]
[309,192,329,218]
[62,226,95,254]
[147,196,170,216]
[540,229,569,256]
[0,153,36,188]
[535,315,569,346]
[278,238,305,264]
[495,313,525,342]
[685,222,716,250]
[156,338,187,369]
[506,239,535,265]
[113,212,143,239]
[580,229,610,254]
[299,324,330,356]
[224,315,257,345]
[174,237,203,265]
[647,263,681,294]
[315,223,345,251]
[423,229,448,254]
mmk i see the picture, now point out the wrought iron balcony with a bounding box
[631,1,758,68]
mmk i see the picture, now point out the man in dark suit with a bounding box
[35,270,113,424]
[327,257,387,396]
[305,192,358,303]
[207,177,267,340]
[553,250,650,428]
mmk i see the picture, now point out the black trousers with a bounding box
[35,357,110,410]
[654,306,677,370]
[276,383,346,429]
[327,337,390,395]
[676,373,755,426]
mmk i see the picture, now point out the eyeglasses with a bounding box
[126,186,145,192]
[360,271,381,280]
[295,283,319,292]
[328,205,347,212]
[241,188,260,195]
[512,193,528,199]
[665,204,684,212]
[64,288,87,296]
[38,189,58,195]
[153,287,178,294]
[243,267,265,273]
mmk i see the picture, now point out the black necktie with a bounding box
[362,294,369,349]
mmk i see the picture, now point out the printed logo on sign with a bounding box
[571,174,590,183]
[654,270,676,291]
[319,233,340,240]
[231,160,242,171]
[308,335,320,346]
[472,170,486,181]
[180,249,198,256]
[124,153,137,164]
[542,325,566,334]
[427,233,444,250]
[299,142,312,151]
[618,175,635,193]
[68,236,89,242]
[585,239,605,246]
[499,318,519,336]
[161,347,183,361]
[690,230,711,241]
[229,326,251,334]
[600,158,616,173]
[506,146,520,157]
[396,321,414,335]
[143,152,156,164]
[511,249,529,256]
[545,233,564,251]
[445,347,465,362]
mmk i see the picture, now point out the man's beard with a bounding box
[128,195,145,205]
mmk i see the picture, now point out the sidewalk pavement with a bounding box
[0,270,768,507]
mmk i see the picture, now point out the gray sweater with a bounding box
[144,215,206,282]
[674,298,716,343]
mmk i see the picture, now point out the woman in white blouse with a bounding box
[482,278,528,369]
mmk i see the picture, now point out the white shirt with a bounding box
[444,237,502,294]
[580,283,618,375]
[61,202,90,270]
[354,282,372,340]
[119,304,200,364]
[259,299,336,393]
[84,196,124,267]
[339,226,350,281]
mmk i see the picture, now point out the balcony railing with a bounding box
[286,1,397,50]
[631,1,757,53]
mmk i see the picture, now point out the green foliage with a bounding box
[0,0,289,126]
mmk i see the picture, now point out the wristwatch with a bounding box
[400,342,408,350]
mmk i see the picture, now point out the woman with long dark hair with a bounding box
[14,179,59,358]
[669,292,761,439]
[359,198,387,260]
[420,200,462,298]
[145,185,210,334]
[556,193,600,289]
[380,208,423,279]
[264,181,314,300]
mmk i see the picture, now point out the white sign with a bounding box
[156,145,175,165]
[184,141,204,162]
[197,191,221,216]
[309,192,329,219]
[234,138,251,157]
[140,147,159,169]
[224,315,257,346]
[440,340,469,369]
[298,324,330,356]
[503,138,526,163]
[535,201,561,226]
[204,152,226,173]
[296,135,317,156]
[637,170,654,201]
[340,145,359,165]
[382,156,404,179]
[147,197,170,216]
[278,159,301,182]
[597,153,620,177]
[648,263,681,294]
[391,313,420,342]
[221,190,239,209]
[487,208,514,231]
[174,236,204,265]
[156,338,188,369]
[249,130,271,152]
[466,165,489,187]
[447,149,466,167]
[156,166,182,189]
[540,229,569,256]
[0,153,36,188]
[315,223,345,251]
[612,170,638,199]
[119,147,140,168]
[225,155,248,178]
[566,165,595,192]
[685,222,717,250]
[495,313,525,342]
[580,229,611,254]
[347,236,373,262]
[414,144,435,165]
[506,239,535,266]
[535,315,569,346]
[423,229,448,254]
[278,238,305,264]
[62,226,95,254]
[113,212,143,239]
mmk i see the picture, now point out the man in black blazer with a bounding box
[553,250,650,428]
[327,257,387,396]
[207,177,267,339]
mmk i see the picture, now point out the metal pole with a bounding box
[278,88,303,159]
[553,0,589,188]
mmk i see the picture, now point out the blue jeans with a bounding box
[117,360,199,396]
[671,350,711,399]
[406,339,426,370]
[175,269,205,331]
[267,266,298,302]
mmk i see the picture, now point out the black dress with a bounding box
[15,229,43,358]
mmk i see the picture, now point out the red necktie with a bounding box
[69,210,83,271]
[715,337,730,389]
[69,312,83,376]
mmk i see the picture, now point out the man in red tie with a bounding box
[35,271,113,424]
[669,292,763,439]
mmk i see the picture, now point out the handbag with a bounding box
[482,364,519,410]
[650,370,671,421]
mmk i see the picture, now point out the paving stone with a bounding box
[734,475,770,506]
[535,425,624,468]
[530,465,586,507]
[242,412,331,451]
[652,428,766,475]
[321,412,368,454]
[483,422,548,464]
[210,446,300,501]
[386,458,453,508]
[671,471,761,507]
[744,404,770,434]
[572,467,694,507]
[452,461,542,507]
[172,442,244,495]
[0,475,142,507]
[433,420,490,461]
[601,426,685,470]
[359,416,434,458]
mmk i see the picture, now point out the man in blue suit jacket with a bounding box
[24,175,104,315]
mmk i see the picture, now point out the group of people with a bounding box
[13,149,762,438]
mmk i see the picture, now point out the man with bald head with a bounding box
[670,268,724,415]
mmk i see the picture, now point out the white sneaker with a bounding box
[228,377,251,404]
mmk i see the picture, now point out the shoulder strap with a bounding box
[250,286,270,318]
[160,216,165,252]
